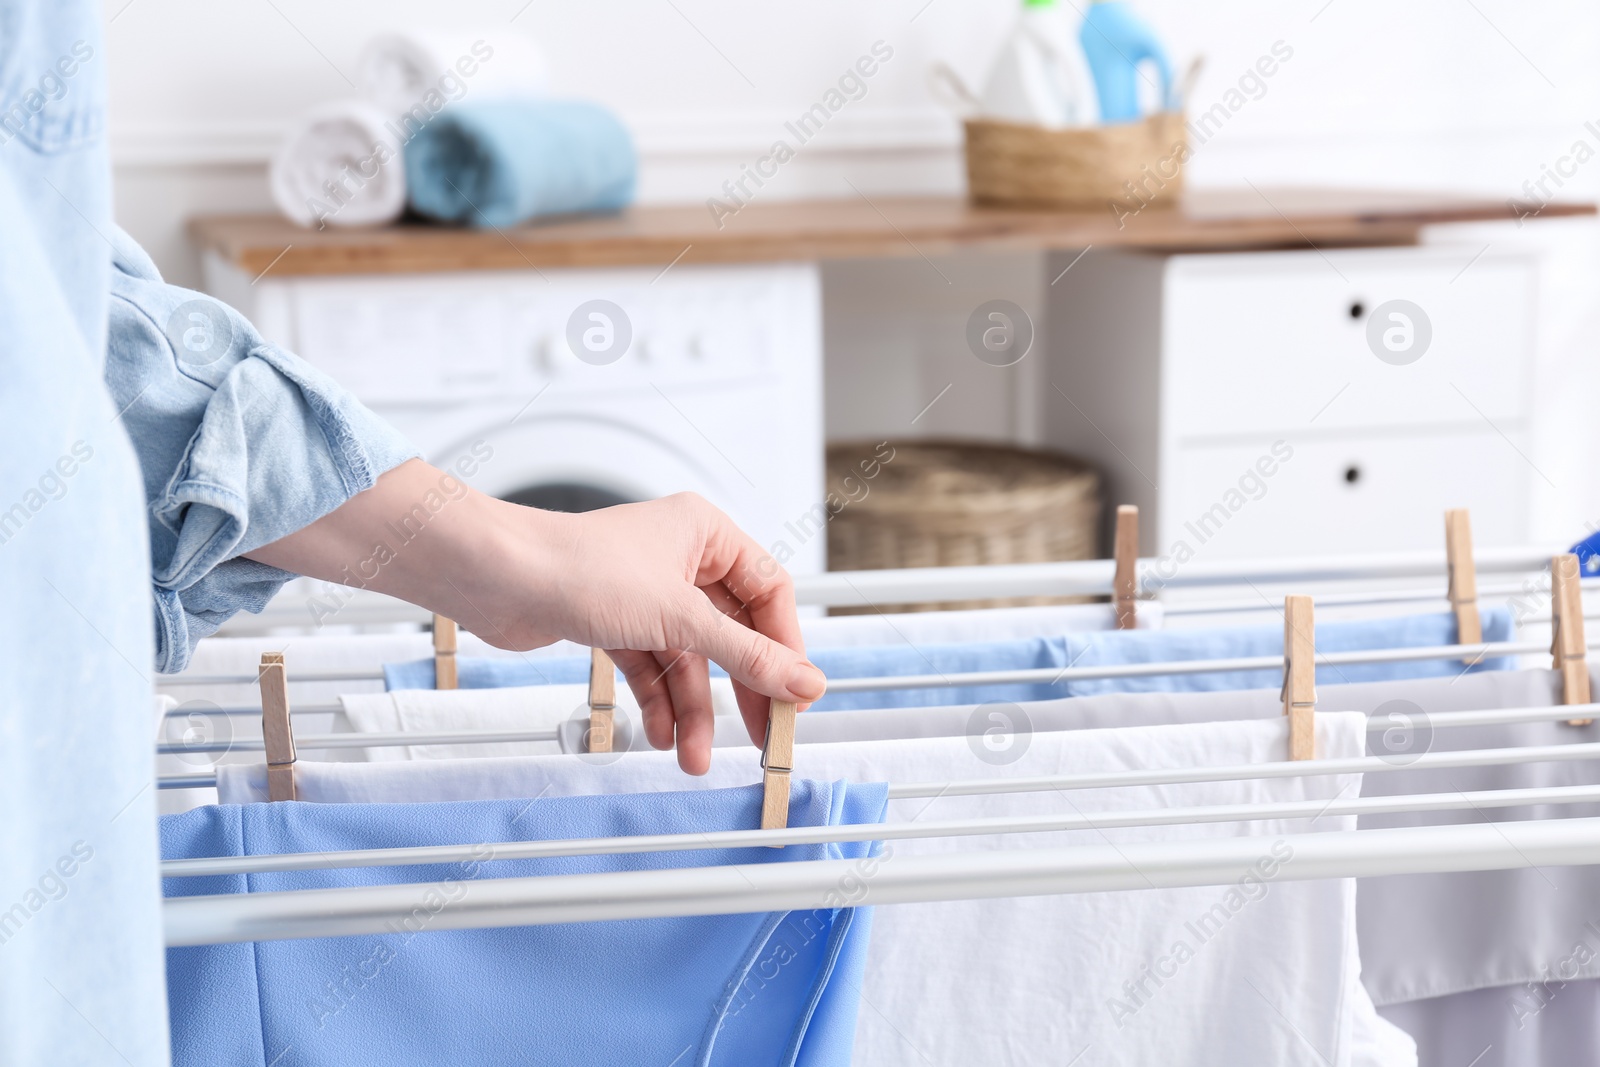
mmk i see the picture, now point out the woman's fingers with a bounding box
[609,649,679,752]
[654,648,716,774]
[609,647,717,774]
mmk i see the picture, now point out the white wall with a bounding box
[107,0,1600,275]
[103,0,1600,538]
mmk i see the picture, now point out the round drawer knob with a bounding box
[1343,465,1362,485]
[1348,301,1365,320]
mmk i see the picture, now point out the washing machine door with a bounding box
[440,413,731,513]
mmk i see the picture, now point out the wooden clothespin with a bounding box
[1281,596,1316,761]
[1444,509,1482,660]
[432,614,458,690]
[1113,504,1139,630]
[259,652,297,802]
[1551,553,1592,725]
[760,699,798,835]
[588,649,615,753]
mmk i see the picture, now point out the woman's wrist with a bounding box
[246,459,572,649]
[437,492,575,648]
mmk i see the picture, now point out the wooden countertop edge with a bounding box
[191,198,1597,278]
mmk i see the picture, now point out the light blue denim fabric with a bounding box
[4,1,420,1058]
[0,1,168,1062]
[106,232,417,671]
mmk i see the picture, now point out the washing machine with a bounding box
[204,258,827,627]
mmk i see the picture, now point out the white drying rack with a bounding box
[154,524,1597,778]
[215,537,1581,633]
[165,724,1600,945]
[159,524,1600,948]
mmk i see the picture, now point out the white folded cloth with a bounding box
[340,677,741,761]
[269,99,407,228]
[357,29,549,118]
[217,714,1409,1066]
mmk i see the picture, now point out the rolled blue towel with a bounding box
[403,99,636,227]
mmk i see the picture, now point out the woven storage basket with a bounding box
[964,112,1187,209]
[826,440,1100,614]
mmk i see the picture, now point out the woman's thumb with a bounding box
[692,609,825,702]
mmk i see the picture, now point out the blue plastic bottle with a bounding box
[1571,529,1600,576]
[1079,1,1173,123]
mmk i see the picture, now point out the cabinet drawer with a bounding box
[1159,429,1531,561]
[1162,248,1534,440]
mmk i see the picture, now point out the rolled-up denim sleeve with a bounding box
[104,226,418,672]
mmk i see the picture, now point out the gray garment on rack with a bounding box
[700,667,1600,1008]
[1378,978,1600,1067]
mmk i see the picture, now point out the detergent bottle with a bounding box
[1079,0,1173,123]
[978,0,1099,128]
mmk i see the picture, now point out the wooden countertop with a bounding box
[191,189,1593,277]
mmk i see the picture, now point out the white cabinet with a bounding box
[1044,246,1537,561]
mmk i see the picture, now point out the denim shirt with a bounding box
[1,1,169,1063]
[106,232,417,672]
[2,1,413,1060]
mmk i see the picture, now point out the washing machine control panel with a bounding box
[284,266,802,407]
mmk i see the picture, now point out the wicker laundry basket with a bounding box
[964,112,1188,209]
[825,440,1101,614]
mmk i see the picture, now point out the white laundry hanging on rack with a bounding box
[169,632,574,708]
[168,601,1158,706]
[218,714,1409,1066]
[697,664,1600,1065]
[734,666,1600,1003]
[339,678,740,761]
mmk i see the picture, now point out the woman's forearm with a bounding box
[245,458,562,646]
[244,458,826,772]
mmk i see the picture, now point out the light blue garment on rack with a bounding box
[384,608,1513,710]
[383,640,1076,709]
[404,99,636,228]
[384,653,592,691]
[1057,606,1515,698]
[162,779,886,1067]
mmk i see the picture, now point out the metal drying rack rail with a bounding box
[154,523,1600,947]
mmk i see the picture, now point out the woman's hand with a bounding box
[246,459,825,773]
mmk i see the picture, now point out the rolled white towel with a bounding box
[268,99,406,229]
[357,29,549,119]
